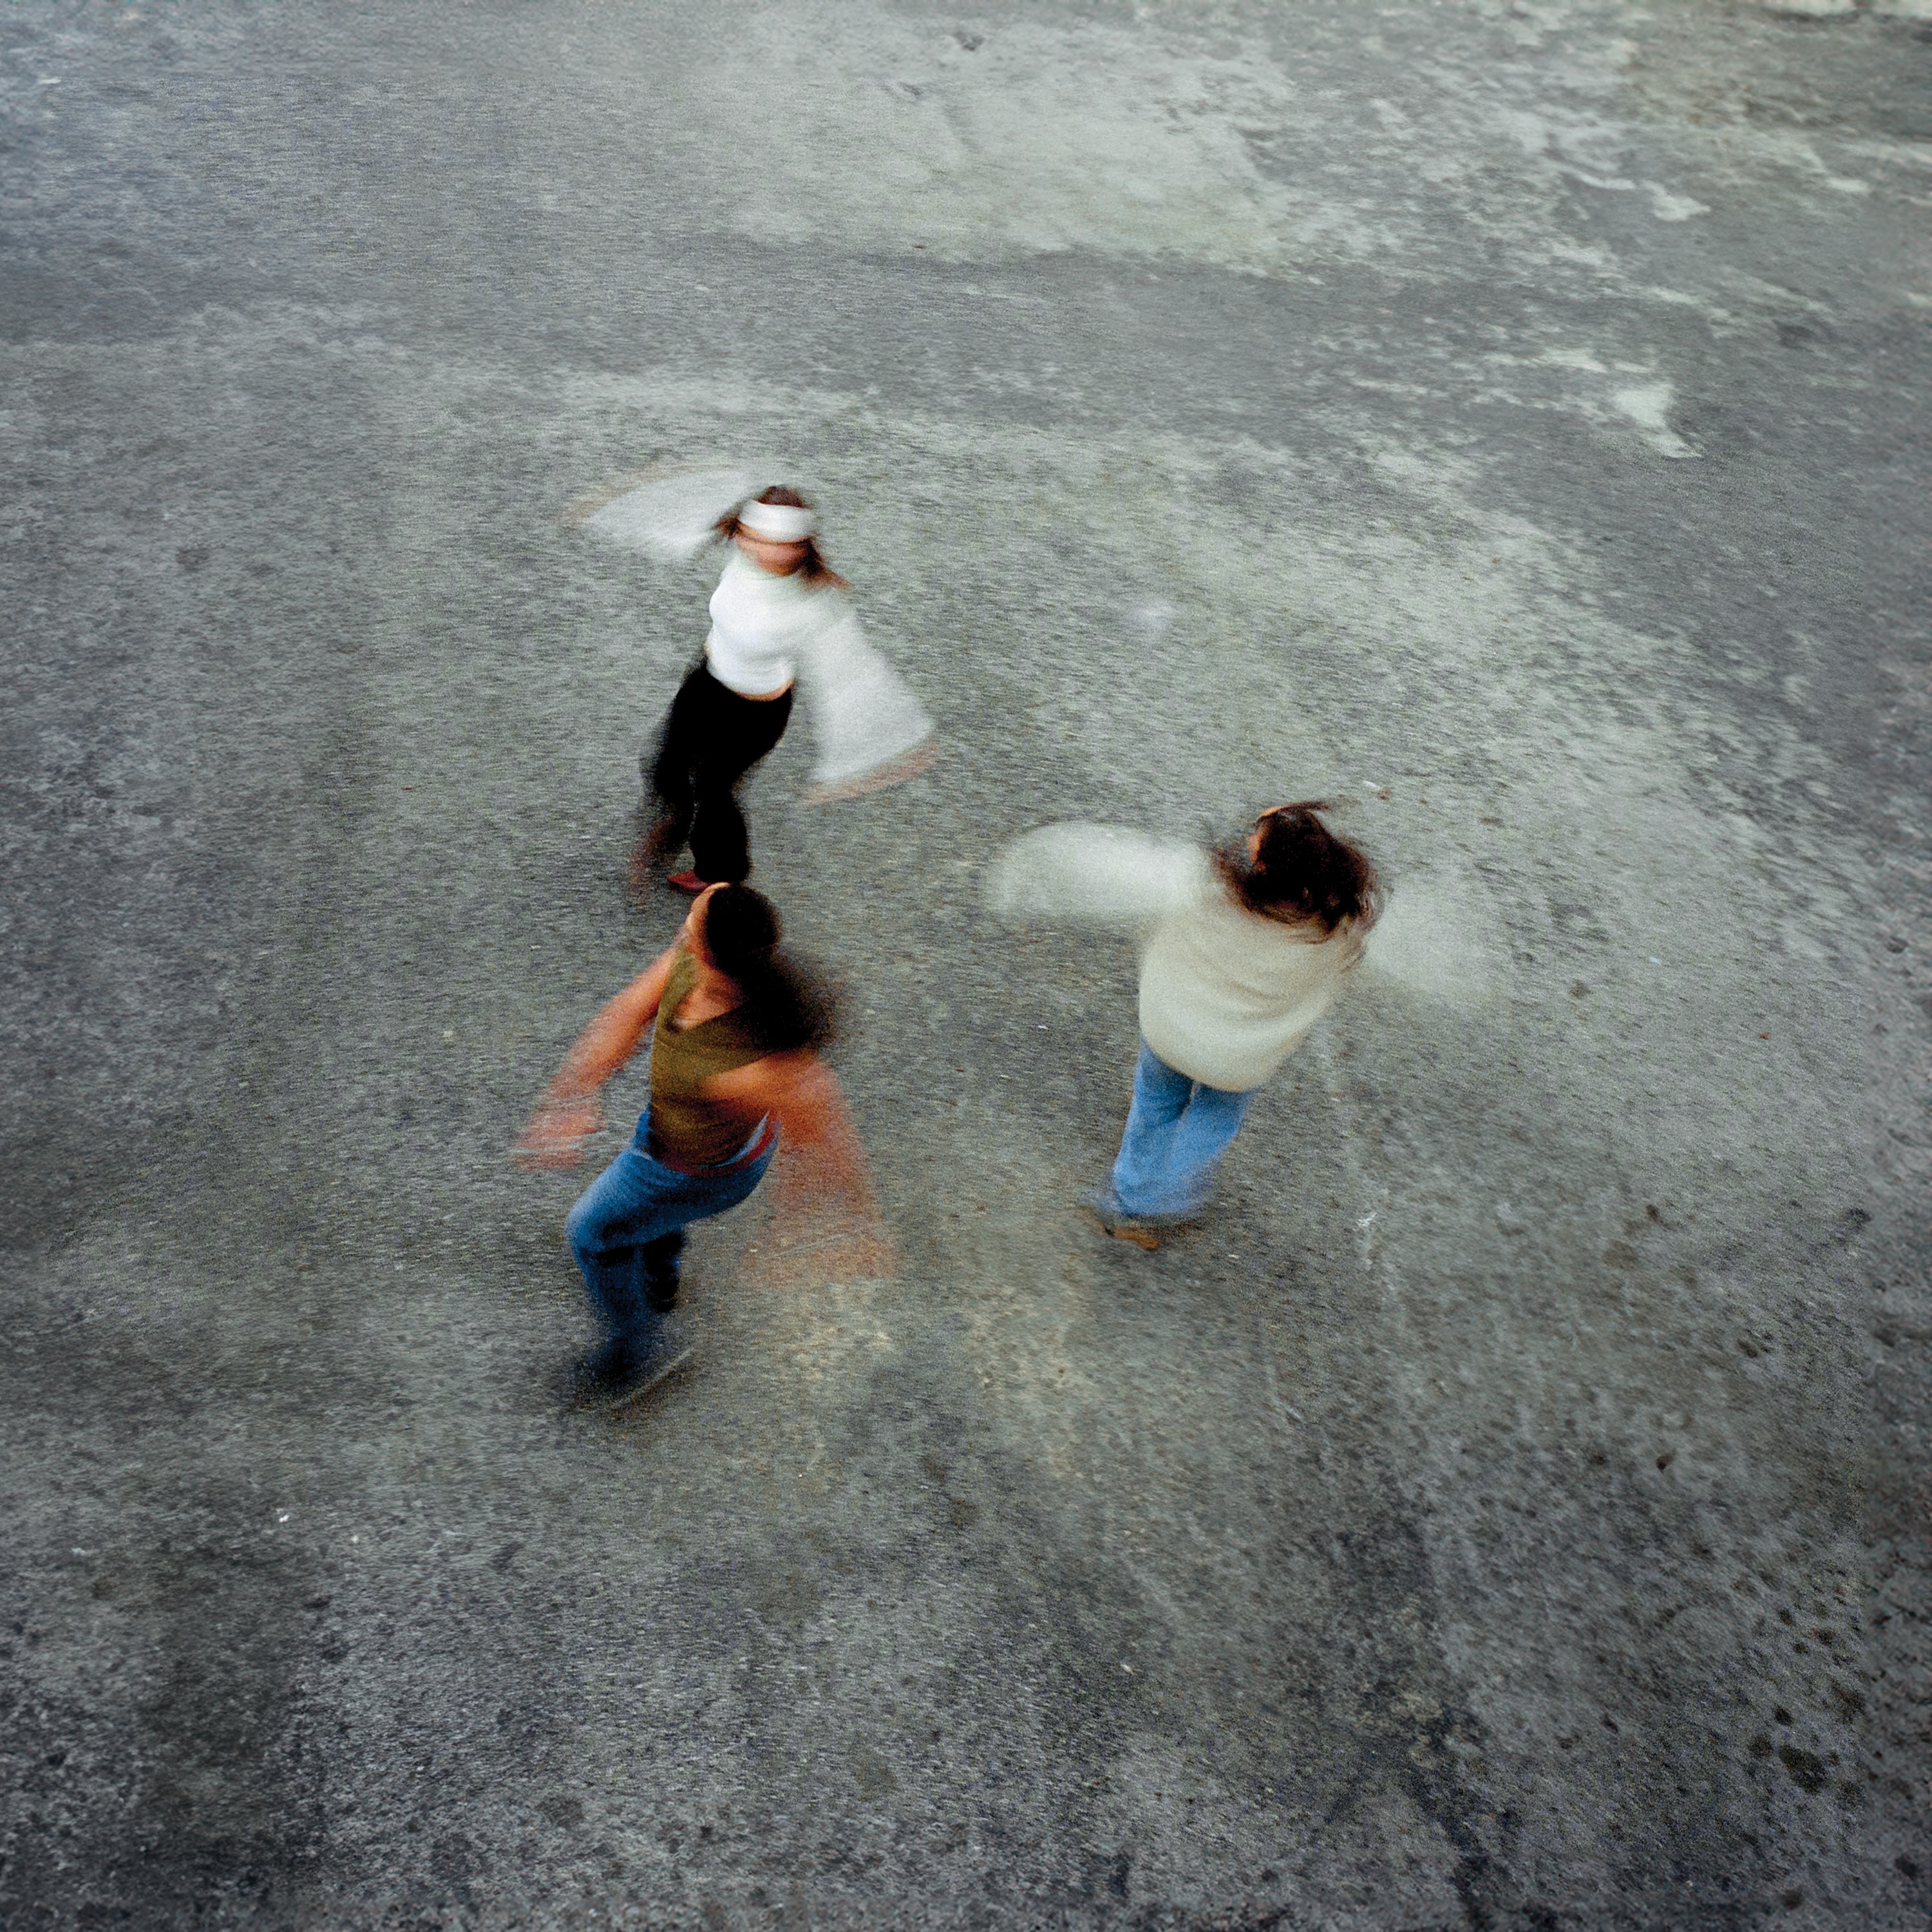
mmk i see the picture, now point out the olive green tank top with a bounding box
[647,949,780,1169]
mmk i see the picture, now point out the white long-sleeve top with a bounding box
[704,549,821,696]
[582,478,936,795]
[986,824,1358,1092]
[701,552,935,793]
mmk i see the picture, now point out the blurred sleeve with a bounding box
[580,467,753,558]
[794,604,936,795]
[1357,876,1495,1006]
[985,825,1208,927]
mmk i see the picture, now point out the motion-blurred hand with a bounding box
[513,1097,605,1170]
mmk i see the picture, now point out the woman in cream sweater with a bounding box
[988,802,1380,1248]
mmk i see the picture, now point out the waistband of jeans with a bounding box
[650,1115,776,1178]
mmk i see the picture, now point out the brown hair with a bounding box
[713,486,849,591]
[1214,801,1381,937]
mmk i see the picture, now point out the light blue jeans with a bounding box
[564,1110,774,1361]
[1108,1041,1258,1219]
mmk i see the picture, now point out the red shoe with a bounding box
[665,871,710,895]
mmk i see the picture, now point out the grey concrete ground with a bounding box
[3,1,1929,1926]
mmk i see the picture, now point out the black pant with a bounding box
[645,661,793,885]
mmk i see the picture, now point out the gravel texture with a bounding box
[2,2,1928,1926]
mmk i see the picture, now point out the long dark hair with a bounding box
[1214,801,1381,936]
[712,485,849,591]
[697,884,838,1053]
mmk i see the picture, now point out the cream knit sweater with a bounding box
[986,823,1357,1092]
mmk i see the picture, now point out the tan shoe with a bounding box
[1079,1201,1162,1251]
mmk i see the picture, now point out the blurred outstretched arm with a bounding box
[984,822,1208,929]
[793,607,938,802]
[706,1050,896,1283]
[513,946,679,1169]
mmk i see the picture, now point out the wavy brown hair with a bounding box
[713,485,849,591]
[1213,801,1381,937]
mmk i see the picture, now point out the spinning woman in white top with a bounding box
[988,802,1381,1248]
[634,486,934,894]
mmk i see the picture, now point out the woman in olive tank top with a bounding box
[516,884,891,1408]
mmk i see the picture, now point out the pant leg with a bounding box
[564,1144,677,1358]
[688,686,793,885]
[562,1123,774,1350]
[1162,1078,1258,1213]
[643,661,713,847]
[1110,1041,1256,1217]
[1109,1042,1199,1217]
[641,1230,685,1314]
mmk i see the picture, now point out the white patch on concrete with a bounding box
[1761,134,1875,198]
[1549,242,1615,269]
[1540,348,1609,372]
[1779,921,1832,961]
[692,13,1335,272]
[1642,182,1709,222]
[1613,382,1698,458]
[1494,109,1553,158]
[1611,383,1674,432]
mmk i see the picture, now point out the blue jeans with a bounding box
[564,1110,774,1359]
[1108,1041,1258,1218]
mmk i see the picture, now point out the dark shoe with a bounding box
[642,1231,685,1314]
[569,1328,694,1410]
[664,870,710,895]
[569,1339,637,1409]
[608,1327,695,1410]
